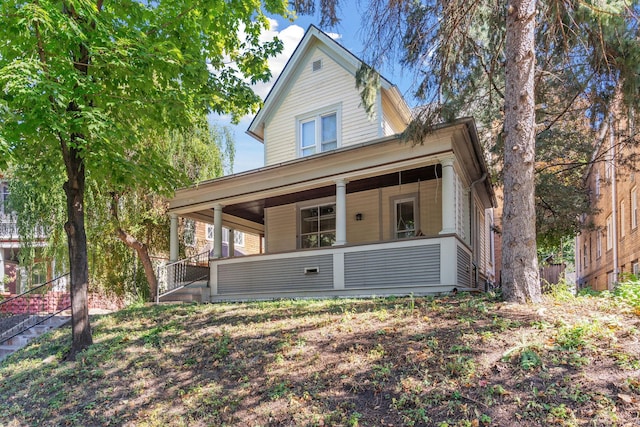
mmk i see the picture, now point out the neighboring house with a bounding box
[181,218,262,258]
[0,180,56,294]
[167,25,497,302]
[575,116,639,291]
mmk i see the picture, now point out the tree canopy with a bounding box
[0,0,292,358]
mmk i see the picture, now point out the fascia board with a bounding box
[169,133,456,214]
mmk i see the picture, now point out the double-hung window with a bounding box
[299,106,340,157]
[300,204,336,248]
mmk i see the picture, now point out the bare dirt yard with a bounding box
[1,289,639,426]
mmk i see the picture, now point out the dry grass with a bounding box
[1,291,639,426]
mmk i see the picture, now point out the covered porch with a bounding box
[166,119,495,301]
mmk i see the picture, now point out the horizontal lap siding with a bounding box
[344,244,440,288]
[265,47,379,166]
[457,245,471,287]
[217,255,333,294]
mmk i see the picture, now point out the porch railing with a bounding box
[157,251,209,301]
[0,273,70,345]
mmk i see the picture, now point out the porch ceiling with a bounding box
[190,164,442,228]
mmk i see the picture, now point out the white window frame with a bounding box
[297,104,341,157]
[606,214,613,251]
[184,219,196,247]
[633,261,639,276]
[621,199,626,238]
[206,225,244,247]
[596,232,602,259]
[632,187,638,229]
[392,194,419,239]
[298,200,337,248]
[0,183,9,216]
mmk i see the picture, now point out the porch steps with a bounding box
[0,315,71,362]
[158,281,209,304]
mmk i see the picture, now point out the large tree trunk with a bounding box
[63,144,93,360]
[501,0,542,303]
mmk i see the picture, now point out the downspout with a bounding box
[610,116,619,288]
[468,173,488,286]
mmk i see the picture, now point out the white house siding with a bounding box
[264,46,380,166]
[381,92,407,135]
[265,204,297,253]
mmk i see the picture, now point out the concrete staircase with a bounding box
[158,281,210,303]
[0,315,71,362]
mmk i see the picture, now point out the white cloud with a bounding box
[252,20,306,99]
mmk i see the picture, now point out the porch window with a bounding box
[205,225,244,247]
[184,219,196,247]
[394,197,417,239]
[298,107,340,157]
[300,204,336,248]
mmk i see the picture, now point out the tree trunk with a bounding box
[110,193,158,301]
[63,145,93,360]
[115,229,158,301]
[501,0,542,303]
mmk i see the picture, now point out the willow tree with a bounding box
[294,0,640,303]
[0,0,290,359]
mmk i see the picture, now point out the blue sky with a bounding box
[215,5,416,173]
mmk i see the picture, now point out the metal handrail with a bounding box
[0,273,70,345]
[0,273,70,307]
[157,251,209,302]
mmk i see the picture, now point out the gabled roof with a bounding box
[247,24,411,142]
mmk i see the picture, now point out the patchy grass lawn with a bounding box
[1,291,640,426]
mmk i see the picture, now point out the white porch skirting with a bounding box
[208,236,473,302]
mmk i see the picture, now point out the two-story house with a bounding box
[166,25,497,302]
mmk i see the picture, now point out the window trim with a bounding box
[297,197,337,249]
[391,193,420,240]
[296,104,342,158]
[606,214,613,251]
[632,187,638,230]
[184,219,196,248]
[205,224,245,247]
[621,199,626,239]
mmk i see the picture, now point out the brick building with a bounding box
[576,117,639,290]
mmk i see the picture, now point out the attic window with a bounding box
[312,59,322,72]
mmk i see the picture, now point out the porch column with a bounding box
[213,204,223,259]
[169,213,179,262]
[440,157,457,234]
[335,179,347,246]
[228,228,235,258]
